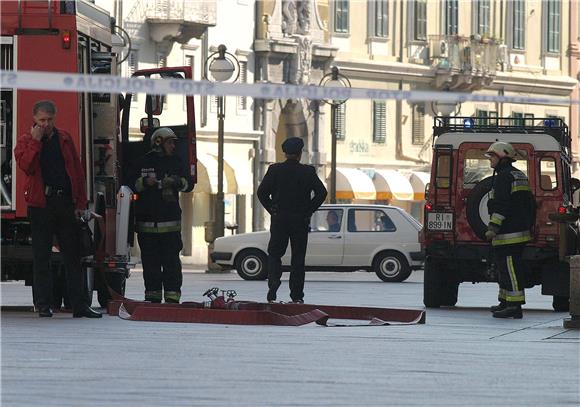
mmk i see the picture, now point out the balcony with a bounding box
[144,0,216,43]
[429,35,500,91]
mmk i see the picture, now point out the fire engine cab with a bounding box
[1,0,197,307]
[422,116,578,312]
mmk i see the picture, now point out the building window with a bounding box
[444,0,458,35]
[412,104,425,145]
[183,54,194,110]
[511,111,524,126]
[373,0,388,38]
[475,109,498,126]
[335,103,346,140]
[372,101,386,144]
[237,61,248,111]
[475,0,490,35]
[512,0,525,49]
[334,0,349,33]
[414,0,427,41]
[546,0,561,53]
[128,49,139,101]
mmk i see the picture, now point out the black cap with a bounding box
[282,137,304,154]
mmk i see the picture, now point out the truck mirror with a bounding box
[425,183,430,200]
[145,95,164,115]
[140,117,160,133]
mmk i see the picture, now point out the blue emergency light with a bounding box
[463,118,474,129]
[544,119,556,127]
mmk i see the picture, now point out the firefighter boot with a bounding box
[145,290,163,303]
[490,300,507,312]
[492,305,523,319]
[164,291,181,304]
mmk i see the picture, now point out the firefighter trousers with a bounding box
[137,231,183,298]
[267,214,309,302]
[29,196,85,311]
[493,243,526,305]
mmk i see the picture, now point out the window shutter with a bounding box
[412,104,425,145]
[237,61,248,111]
[373,101,386,143]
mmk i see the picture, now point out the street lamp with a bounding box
[319,66,351,204]
[204,44,240,239]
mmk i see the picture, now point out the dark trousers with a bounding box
[493,244,526,305]
[138,232,183,293]
[29,196,85,311]
[267,214,309,302]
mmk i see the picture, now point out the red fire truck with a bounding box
[1,0,197,307]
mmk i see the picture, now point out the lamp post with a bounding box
[319,66,351,204]
[204,44,240,239]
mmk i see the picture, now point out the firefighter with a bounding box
[14,100,101,318]
[257,137,327,303]
[484,141,535,319]
[131,127,193,303]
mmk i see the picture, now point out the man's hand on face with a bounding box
[31,124,44,141]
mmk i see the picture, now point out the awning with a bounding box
[409,171,431,201]
[223,156,254,195]
[195,154,254,195]
[332,168,376,200]
[373,169,414,201]
[195,153,234,194]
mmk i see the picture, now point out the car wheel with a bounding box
[373,251,411,282]
[552,295,570,312]
[235,249,268,281]
[423,258,458,307]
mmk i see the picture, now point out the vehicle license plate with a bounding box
[427,213,453,231]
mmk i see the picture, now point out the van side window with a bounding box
[540,158,557,191]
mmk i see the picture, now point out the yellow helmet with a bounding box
[485,141,518,161]
[150,127,178,150]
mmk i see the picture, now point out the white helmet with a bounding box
[150,127,177,150]
[485,141,519,161]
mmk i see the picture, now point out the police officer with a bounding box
[132,128,193,303]
[485,141,535,319]
[257,137,327,303]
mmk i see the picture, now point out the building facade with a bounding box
[324,0,576,220]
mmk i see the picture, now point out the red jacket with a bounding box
[14,128,88,210]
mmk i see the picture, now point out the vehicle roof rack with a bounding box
[433,116,570,149]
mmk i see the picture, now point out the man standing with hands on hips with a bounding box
[14,100,102,318]
[257,137,327,304]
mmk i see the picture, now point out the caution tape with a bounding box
[0,69,576,106]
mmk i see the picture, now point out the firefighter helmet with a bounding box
[151,127,178,150]
[485,141,519,161]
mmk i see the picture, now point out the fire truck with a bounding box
[422,116,577,311]
[1,0,197,307]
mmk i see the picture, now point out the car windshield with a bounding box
[463,148,528,188]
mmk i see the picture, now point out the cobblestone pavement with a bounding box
[2,268,579,406]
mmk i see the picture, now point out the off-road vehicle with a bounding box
[422,117,579,311]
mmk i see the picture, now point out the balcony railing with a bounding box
[429,34,500,90]
[144,0,216,26]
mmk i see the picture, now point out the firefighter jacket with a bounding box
[131,150,193,233]
[257,159,327,218]
[14,128,88,211]
[487,161,535,246]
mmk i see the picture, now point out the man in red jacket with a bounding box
[14,100,101,318]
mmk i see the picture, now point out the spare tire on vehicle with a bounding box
[466,176,494,241]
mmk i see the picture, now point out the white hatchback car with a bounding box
[211,204,424,282]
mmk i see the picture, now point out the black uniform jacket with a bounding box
[257,159,327,218]
[131,150,194,223]
[487,161,535,245]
